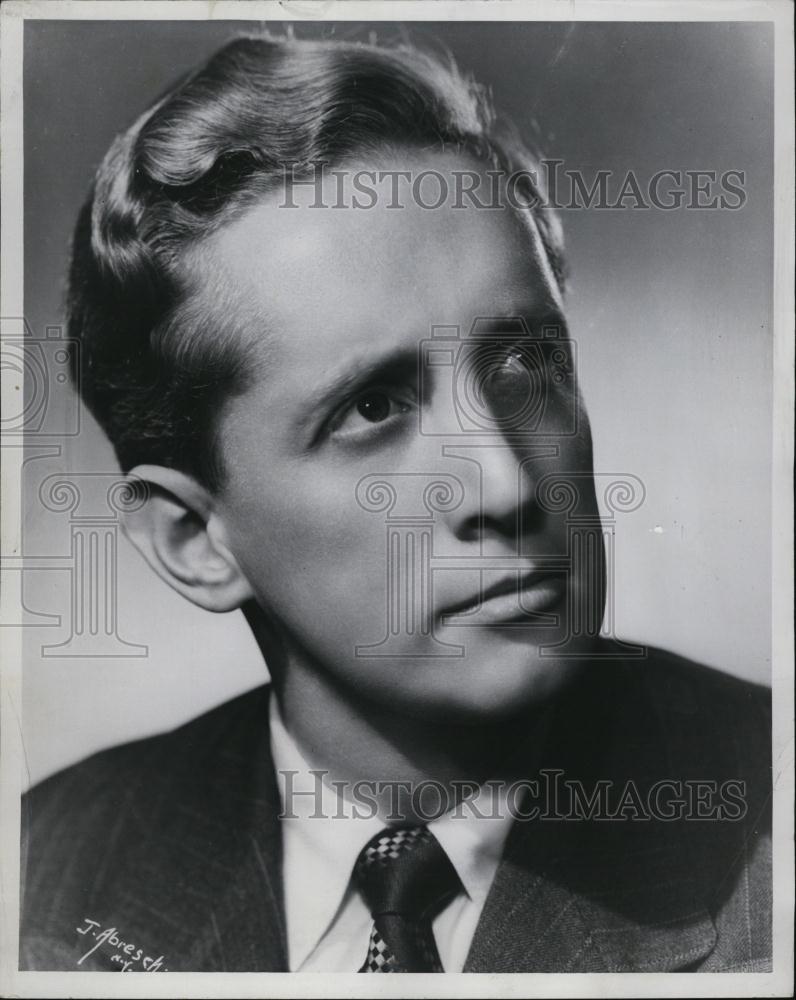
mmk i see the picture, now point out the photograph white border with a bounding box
[1,2,793,998]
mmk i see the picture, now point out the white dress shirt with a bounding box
[269,695,515,972]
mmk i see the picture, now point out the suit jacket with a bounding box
[19,647,772,973]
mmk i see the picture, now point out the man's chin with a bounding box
[392,648,592,725]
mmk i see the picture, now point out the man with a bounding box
[20,33,771,973]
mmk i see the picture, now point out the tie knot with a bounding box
[354,826,461,921]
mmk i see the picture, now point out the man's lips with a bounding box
[439,570,566,624]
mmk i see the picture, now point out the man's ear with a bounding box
[122,464,254,612]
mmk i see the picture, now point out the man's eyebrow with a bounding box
[298,345,420,425]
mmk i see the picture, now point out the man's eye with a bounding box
[356,392,393,423]
[474,347,540,411]
[330,389,412,438]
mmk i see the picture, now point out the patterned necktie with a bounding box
[354,825,462,973]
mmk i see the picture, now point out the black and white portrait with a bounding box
[0,3,792,996]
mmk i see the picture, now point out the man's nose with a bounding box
[433,438,550,547]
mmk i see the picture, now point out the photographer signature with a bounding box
[76,917,168,971]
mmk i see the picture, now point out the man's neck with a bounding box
[280,660,553,823]
[246,605,559,823]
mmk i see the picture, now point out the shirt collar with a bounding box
[270,693,382,970]
[269,693,515,970]
[430,783,515,907]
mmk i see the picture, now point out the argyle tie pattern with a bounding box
[354,825,461,973]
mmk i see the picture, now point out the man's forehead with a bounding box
[188,160,563,364]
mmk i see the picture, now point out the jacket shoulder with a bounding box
[633,645,771,708]
[23,685,269,836]
[622,648,772,971]
[20,685,272,971]
[630,647,771,768]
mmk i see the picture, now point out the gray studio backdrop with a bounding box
[21,19,773,786]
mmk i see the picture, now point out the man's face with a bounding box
[199,153,603,722]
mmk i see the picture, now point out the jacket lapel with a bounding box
[463,842,605,972]
[464,661,719,972]
[109,686,288,971]
[464,816,717,972]
[185,712,288,971]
